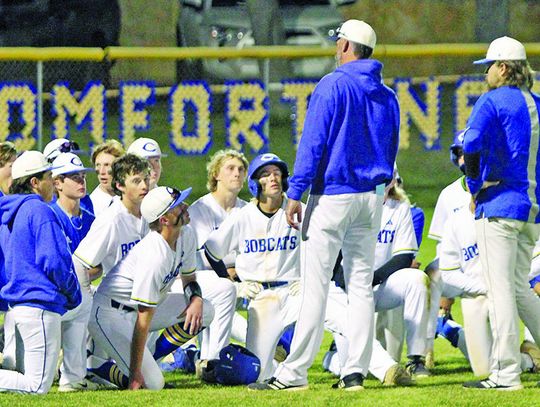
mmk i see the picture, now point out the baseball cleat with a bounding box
[383,364,415,386]
[520,340,540,373]
[463,378,523,391]
[58,377,112,392]
[332,372,364,391]
[406,356,431,378]
[247,377,308,391]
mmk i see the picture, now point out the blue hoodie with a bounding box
[0,194,81,315]
[287,59,400,200]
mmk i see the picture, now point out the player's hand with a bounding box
[128,369,145,390]
[286,198,302,230]
[235,281,263,300]
[182,296,203,335]
[289,280,301,296]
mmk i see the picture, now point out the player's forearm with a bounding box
[130,308,155,379]
[372,253,415,286]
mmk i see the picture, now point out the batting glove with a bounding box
[235,281,263,300]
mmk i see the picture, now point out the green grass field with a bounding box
[7,95,538,405]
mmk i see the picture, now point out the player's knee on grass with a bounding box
[145,371,165,390]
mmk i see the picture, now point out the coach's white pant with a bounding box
[426,268,487,352]
[195,269,237,360]
[476,217,540,386]
[0,306,61,394]
[275,192,382,385]
[325,284,397,381]
[60,289,93,386]
[247,284,300,381]
[88,293,214,390]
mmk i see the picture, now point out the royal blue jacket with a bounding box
[464,86,540,222]
[50,202,95,254]
[0,190,5,311]
[287,59,400,200]
[0,194,81,315]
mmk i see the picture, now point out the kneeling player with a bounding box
[87,186,214,390]
[204,153,302,381]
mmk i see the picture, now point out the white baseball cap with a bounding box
[141,186,192,223]
[12,150,55,180]
[51,152,94,177]
[127,138,167,159]
[43,138,82,161]
[473,36,527,65]
[336,19,376,49]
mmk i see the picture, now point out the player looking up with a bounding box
[205,153,302,382]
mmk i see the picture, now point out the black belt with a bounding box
[111,299,136,313]
[261,281,289,289]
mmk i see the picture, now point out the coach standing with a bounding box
[250,19,400,391]
[462,37,540,390]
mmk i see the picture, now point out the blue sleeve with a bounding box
[287,80,335,200]
[35,216,82,310]
[411,206,425,248]
[464,95,496,195]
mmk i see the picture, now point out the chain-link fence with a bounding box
[0,45,539,156]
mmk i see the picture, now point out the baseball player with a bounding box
[252,20,399,392]
[205,153,302,382]
[437,205,540,376]
[127,137,165,189]
[0,151,81,394]
[89,139,125,217]
[87,186,214,390]
[462,37,540,390]
[43,138,94,215]
[49,153,100,392]
[0,141,16,197]
[186,149,249,363]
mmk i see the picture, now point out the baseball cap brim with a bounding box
[168,186,192,213]
[473,58,494,65]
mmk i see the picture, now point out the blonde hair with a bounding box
[206,149,248,192]
[91,139,125,165]
[0,141,17,167]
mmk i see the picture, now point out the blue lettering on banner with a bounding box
[243,235,298,253]
[121,239,141,258]
[462,243,479,262]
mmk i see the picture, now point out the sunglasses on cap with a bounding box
[58,140,80,153]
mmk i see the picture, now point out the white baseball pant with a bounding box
[247,284,300,381]
[0,306,61,394]
[275,192,383,385]
[476,217,540,386]
[88,292,214,390]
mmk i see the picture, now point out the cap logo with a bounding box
[70,156,83,166]
[143,142,157,152]
[260,153,277,162]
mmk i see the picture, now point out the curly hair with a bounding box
[206,149,248,192]
[111,154,150,196]
[499,60,535,90]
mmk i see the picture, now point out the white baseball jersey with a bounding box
[188,193,247,269]
[374,198,418,270]
[428,176,470,242]
[204,198,302,282]
[439,206,483,280]
[97,227,196,307]
[89,186,115,218]
[74,197,149,275]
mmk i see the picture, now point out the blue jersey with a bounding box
[464,86,540,222]
[50,202,95,253]
[287,59,399,200]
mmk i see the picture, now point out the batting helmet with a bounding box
[449,130,465,167]
[247,153,289,197]
[212,344,261,385]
